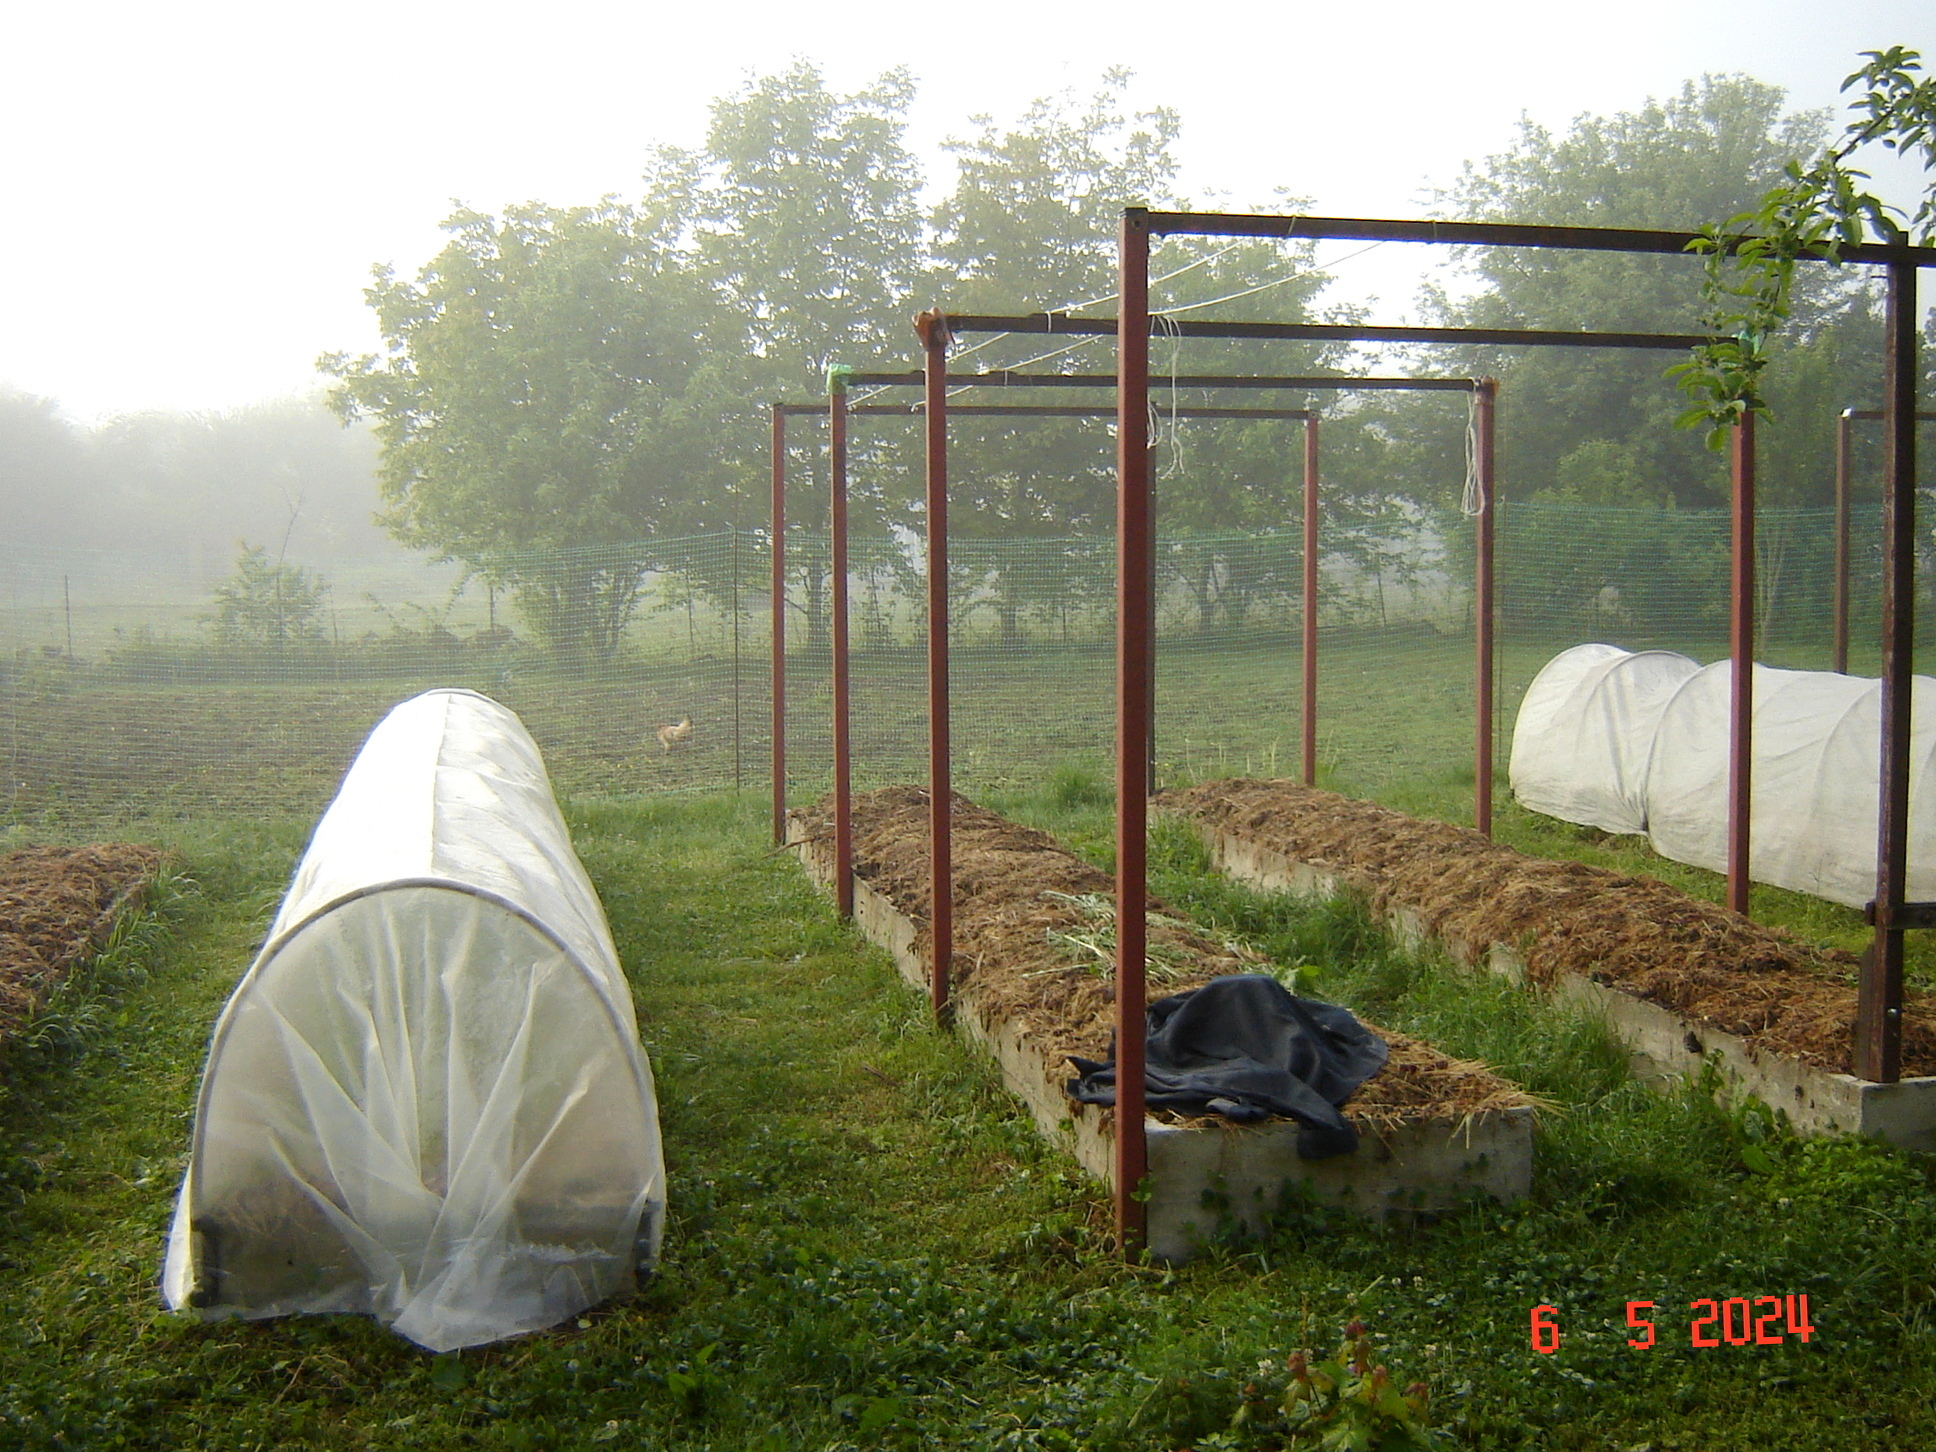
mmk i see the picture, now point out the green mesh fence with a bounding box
[0,504,1901,828]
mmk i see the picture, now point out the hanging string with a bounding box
[1157,313,1187,480]
[1460,388,1484,517]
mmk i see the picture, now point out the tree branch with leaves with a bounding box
[1674,47,1936,446]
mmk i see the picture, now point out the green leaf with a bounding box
[857,1397,904,1434]
[428,1352,466,1393]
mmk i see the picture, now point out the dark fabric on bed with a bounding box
[1066,974,1388,1159]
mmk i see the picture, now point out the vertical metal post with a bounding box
[1727,412,1756,918]
[830,382,854,919]
[1834,410,1853,675]
[771,405,787,844]
[1301,414,1319,787]
[916,311,954,1025]
[1858,256,1916,1084]
[1146,456,1158,796]
[1114,209,1153,1258]
[1474,380,1497,837]
[732,526,742,792]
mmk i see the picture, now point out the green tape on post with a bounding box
[825,364,854,397]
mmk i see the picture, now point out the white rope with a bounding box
[1460,389,1484,517]
[859,232,1393,402]
[1153,239,1389,319]
[1157,313,1187,479]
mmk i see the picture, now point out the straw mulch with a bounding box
[1159,778,1936,1078]
[0,844,165,1045]
[790,786,1534,1127]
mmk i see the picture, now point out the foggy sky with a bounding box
[3,0,1931,422]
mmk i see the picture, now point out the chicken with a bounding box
[655,717,693,754]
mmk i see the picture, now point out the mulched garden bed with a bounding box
[0,844,167,1044]
[1159,778,1936,1078]
[791,786,1534,1130]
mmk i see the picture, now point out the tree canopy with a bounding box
[1676,47,1936,441]
[1420,74,1874,509]
[316,58,1918,656]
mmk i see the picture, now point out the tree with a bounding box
[204,542,329,648]
[1422,75,1871,508]
[322,201,741,660]
[928,77,1360,640]
[90,397,390,570]
[684,62,926,391]
[636,64,929,651]
[0,390,100,549]
[1676,47,1936,440]
[933,71,1179,316]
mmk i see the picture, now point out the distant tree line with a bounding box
[0,392,391,570]
[320,64,1926,661]
[7,65,1913,666]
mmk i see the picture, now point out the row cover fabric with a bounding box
[1511,644,1936,908]
[163,689,664,1351]
[1509,643,1700,834]
[1067,974,1389,1158]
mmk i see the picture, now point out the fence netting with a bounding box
[0,502,1901,828]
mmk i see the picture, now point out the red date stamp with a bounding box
[1529,1297,1814,1353]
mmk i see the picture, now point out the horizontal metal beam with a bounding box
[1842,408,1936,420]
[1867,900,1936,930]
[939,312,1712,351]
[1133,208,1936,267]
[844,369,1481,392]
[776,402,1314,420]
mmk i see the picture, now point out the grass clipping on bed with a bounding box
[1159,777,1935,1079]
[790,786,1535,1132]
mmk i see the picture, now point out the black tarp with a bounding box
[1066,974,1388,1159]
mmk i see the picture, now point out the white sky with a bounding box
[3,0,1931,423]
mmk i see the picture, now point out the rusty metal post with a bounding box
[771,404,787,844]
[1114,210,1153,1258]
[1147,455,1159,796]
[1834,410,1853,675]
[1858,256,1917,1084]
[830,378,854,919]
[1301,414,1319,786]
[1727,412,1756,918]
[916,311,954,1025]
[1474,380,1497,837]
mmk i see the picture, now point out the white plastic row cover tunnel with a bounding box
[1511,644,1936,908]
[1507,643,1701,835]
[163,688,664,1351]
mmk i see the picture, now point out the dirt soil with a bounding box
[0,844,166,1044]
[791,786,1534,1129]
[1159,778,1936,1078]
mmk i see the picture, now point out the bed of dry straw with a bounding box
[0,844,164,1043]
[791,786,1535,1129]
[1160,778,1936,1078]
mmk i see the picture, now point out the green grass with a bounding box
[3,790,1934,1449]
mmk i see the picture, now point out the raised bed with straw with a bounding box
[789,786,1536,1260]
[1161,778,1936,1150]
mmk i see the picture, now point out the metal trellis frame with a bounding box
[1089,206,1931,1255]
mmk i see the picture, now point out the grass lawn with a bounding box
[1,786,1933,1450]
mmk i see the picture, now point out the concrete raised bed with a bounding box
[788,801,1533,1261]
[1183,813,1936,1154]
